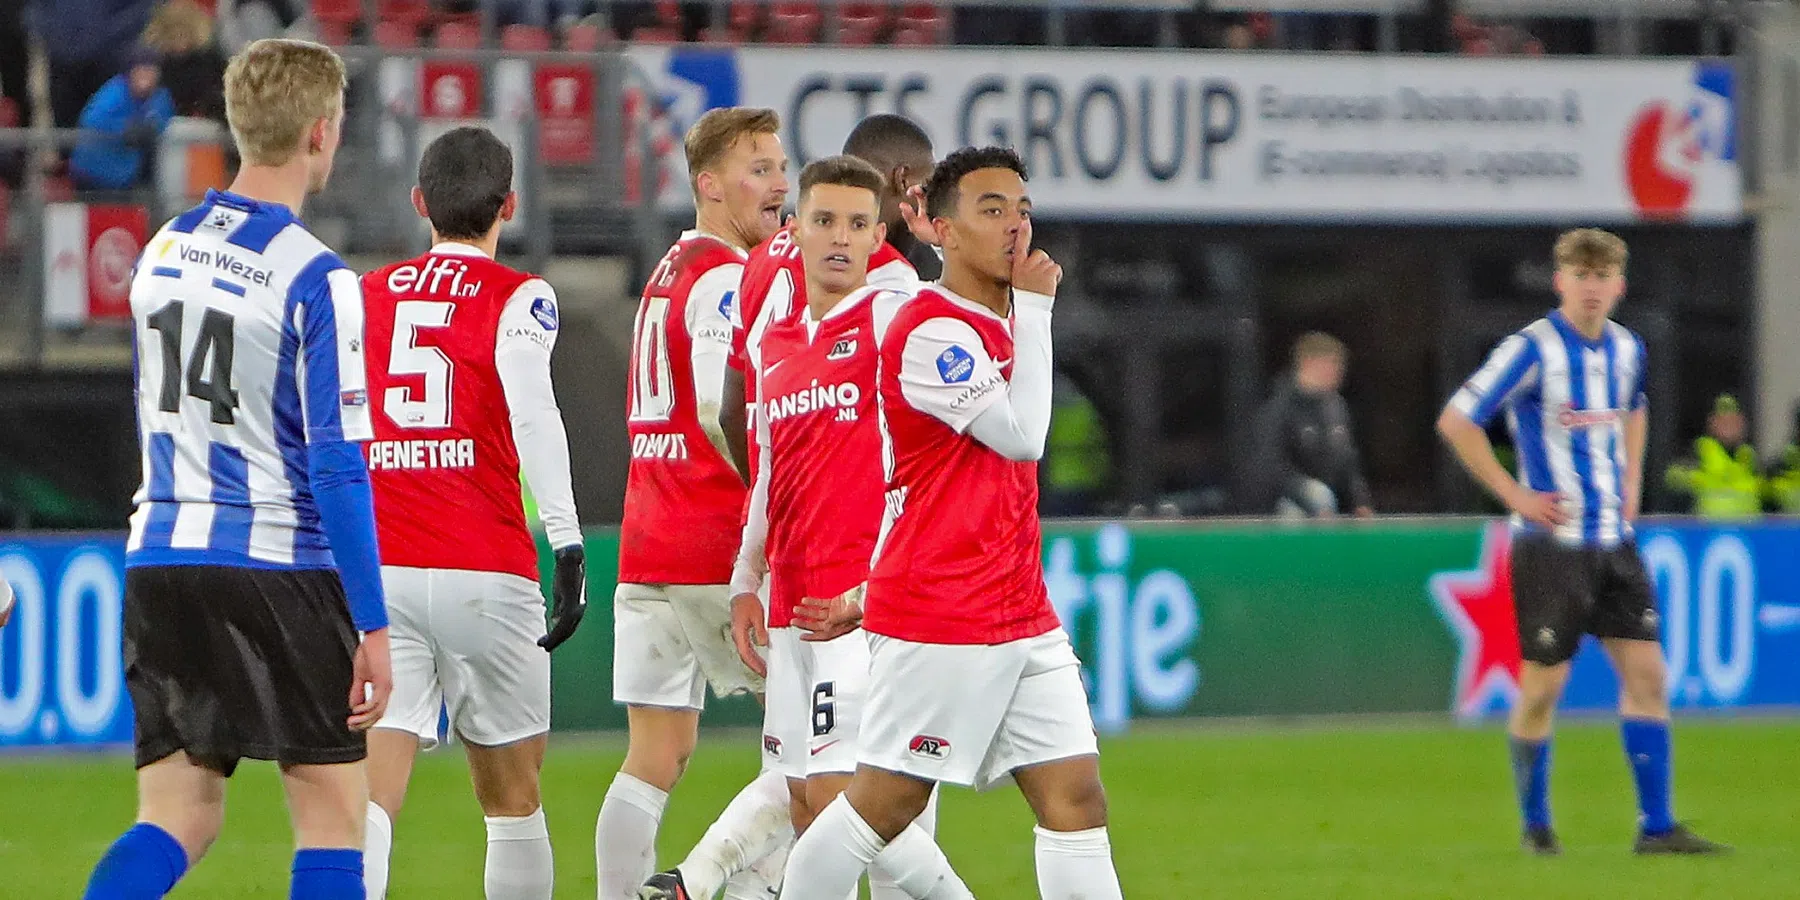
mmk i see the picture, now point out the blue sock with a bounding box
[291,848,364,900]
[1509,736,1552,831]
[83,822,189,899]
[1622,717,1675,835]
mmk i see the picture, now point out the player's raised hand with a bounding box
[1009,217,1061,297]
[1509,489,1571,530]
[539,545,588,652]
[348,627,392,731]
[899,185,941,247]
[795,584,864,643]
[731,592,770,678]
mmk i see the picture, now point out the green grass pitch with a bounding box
[3,719,1794,898]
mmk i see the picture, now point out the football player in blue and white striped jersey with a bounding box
[84,39,393,900]
[1439,228,1726,858]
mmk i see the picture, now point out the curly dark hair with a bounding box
[922,146,1027,219]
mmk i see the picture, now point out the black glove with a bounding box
[538,545,587,652]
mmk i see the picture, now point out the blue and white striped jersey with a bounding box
[1451,310,1648,548]
[127,189,373,569]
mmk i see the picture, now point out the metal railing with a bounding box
[0,47,671,369]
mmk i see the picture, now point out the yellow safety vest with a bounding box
[1665,437,1763,519]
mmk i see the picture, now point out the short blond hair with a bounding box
[1553,228,1628,271]
[683,107,780,192]
[224,39,346,167]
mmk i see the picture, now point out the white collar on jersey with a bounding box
[925,282,1010,323]
[679,229,750,259]
[429,241,490,259]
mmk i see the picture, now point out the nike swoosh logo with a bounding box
[992,358,1012,369]
[764,358,786,375]
[810,740,839,756]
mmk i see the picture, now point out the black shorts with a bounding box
[124,565,365,775]
[1508,535,1660,666]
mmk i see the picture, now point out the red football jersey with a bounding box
[362,247,540,580]
[756,286,898,627]
[731,231,919,481]
[867,286,1059,645]
[620,231,749,584]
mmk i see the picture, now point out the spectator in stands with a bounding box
[26,0,159,129]
[1665,393,1764,519]
[68,47,174,192]
[142,0,227,124]
[1246,332,1374,519]
[1765,403,1800,515]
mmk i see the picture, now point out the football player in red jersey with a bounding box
[359,126,586,900]
[640,159,972,900]
[600,107,794,900]
[778,147,1122,900]
[720,114,936,482]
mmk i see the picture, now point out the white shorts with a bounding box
[375,566,550,750]
[614,583,765,710]
[859,628,1099,791]
[762,626,869,779]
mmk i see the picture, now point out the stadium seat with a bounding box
[374,19,420,48]
[836,2,889,44]
[654,0,684,29]
[501,24,552,51]
[563,21,616,50]
[765,1,822,44]
[377,0,431,28]
[728,0,764,36]
[435,20,483,48]
[311,0,361,28]
[893,3,945,44]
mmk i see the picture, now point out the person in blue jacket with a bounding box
[70,47,175,191]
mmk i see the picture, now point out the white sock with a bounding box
[596,773,668,900]
[364,803,394,900]
[485,807,554,900]
[867,822,972,900]
[1033,826,1122,900]
[722,830,792,900]
[868,787,941,900]
[682,769,795,899]
[775,794,883,900]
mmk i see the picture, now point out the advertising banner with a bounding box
[5,519,1796,749]
[626,47,1740,224]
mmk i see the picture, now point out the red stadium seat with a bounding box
[501,24,552,51]
[311,0,361,27]
[434,20,482,48]
[893,3,945,44]
[377,0,431,27]
[728,1,764,35]
[765,1,822,43]
[654,0,684,28]
[563,22,616,50]
[374,19,420,48]
[837,2,888,44]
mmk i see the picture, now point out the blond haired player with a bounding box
[84,39,391,899]
[598,107,794,900]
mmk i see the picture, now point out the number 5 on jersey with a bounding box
[385,300,455,429]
